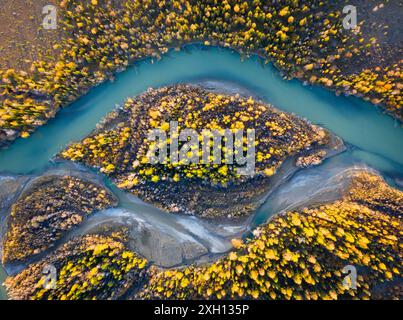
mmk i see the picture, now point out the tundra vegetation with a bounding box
[60,85,332,218]
[2,176,117,265]
[0,0,401,147]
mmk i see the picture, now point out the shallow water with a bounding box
[0,45,402,299]
[78,183,246,265]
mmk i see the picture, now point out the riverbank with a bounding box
[137,171,402,300]
[1,47,402,180]
[1,0,401,149]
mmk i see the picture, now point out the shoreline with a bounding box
[1,41,402,149]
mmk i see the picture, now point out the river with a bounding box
[0,45,402,299]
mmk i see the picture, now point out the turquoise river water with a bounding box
[0,45,402,299]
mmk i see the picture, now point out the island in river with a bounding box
[60,84,341,220]
[2,175,117,265]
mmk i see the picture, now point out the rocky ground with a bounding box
[72,209,213,268]
[0,0,62,71]
[0,176,29,213]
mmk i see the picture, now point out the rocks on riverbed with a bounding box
[75,209,210,268]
